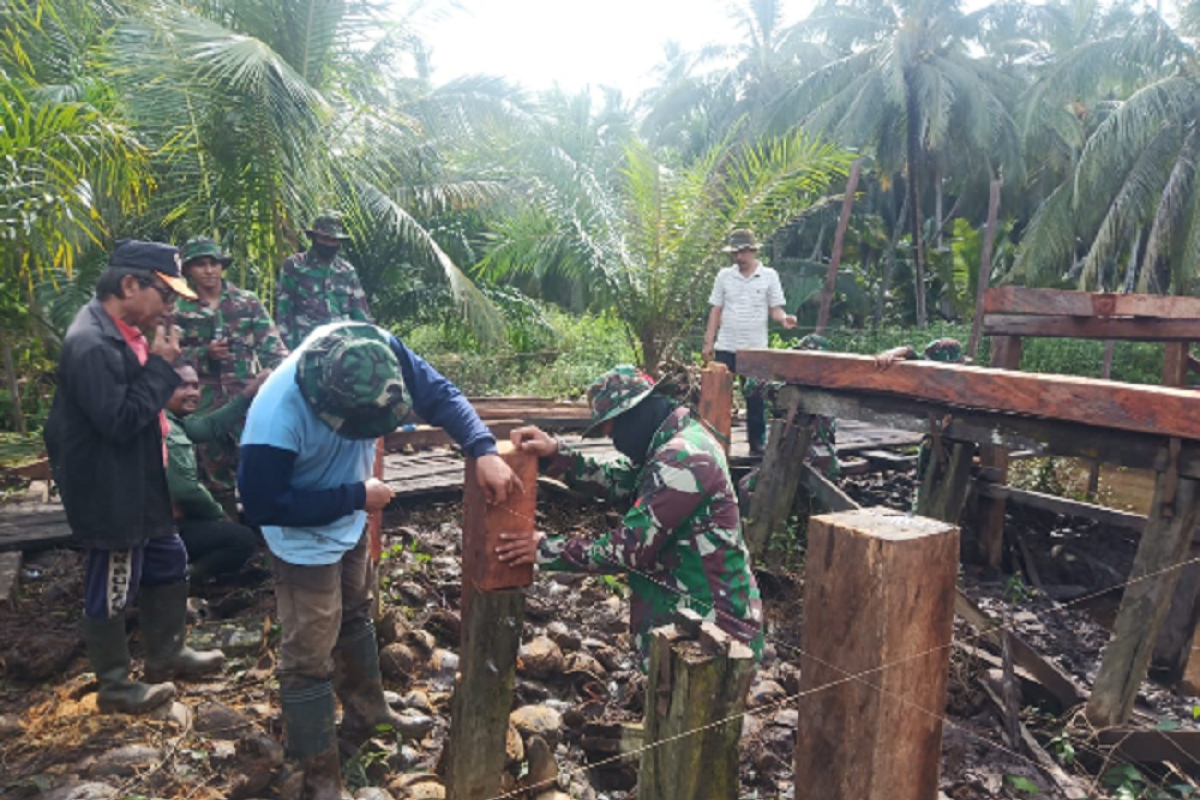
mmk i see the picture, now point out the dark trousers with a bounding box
[715,350,765,449]
[177,517,258,582]
[84,534,189,619]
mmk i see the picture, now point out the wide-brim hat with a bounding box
[721,228,760,253]
[180,237,233,268]
[581,365,662,438]
[110,239,198,301]
[296,323,411,439]
[305,212,353,241]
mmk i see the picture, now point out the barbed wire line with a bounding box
[445,487,1200,799]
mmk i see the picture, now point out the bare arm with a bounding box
[770,306,797,329]
[702,305,723,361]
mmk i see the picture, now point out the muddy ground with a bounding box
[2,470,1199,800]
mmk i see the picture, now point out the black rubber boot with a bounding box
[333,617,410,742]
[81,615,176,714]
[139,581,224,683]
[280,677,352,800]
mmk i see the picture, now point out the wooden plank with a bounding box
[984,287,1200,320]
[0,551,21,603]
[444,588,525,800]
[953,590,1088,710]
[462,442,536,592]
[743,396,812,560]
[984,314,1200,341]
[796,509,959,800]
[973,484,1148,533]
[385,420,525,452]
[799,464,859,513]
[738,349,1200,442]
[1088,476,1200,726]
[1097,729,1200,763]
[772,386,1200,478]
[698,364,734,455]
[638,623,756,800]
[916,442,974,526]
[0,503,73,553]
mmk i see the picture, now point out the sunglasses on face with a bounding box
[138,278,176,305]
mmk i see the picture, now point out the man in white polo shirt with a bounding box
[702,229,797,455]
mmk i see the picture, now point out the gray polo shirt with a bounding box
[709,263,786,351]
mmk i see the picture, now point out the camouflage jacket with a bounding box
[538,406,763,662]
[275,250,372,350]
[173,281,288,411]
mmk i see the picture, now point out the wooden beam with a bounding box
[984,314,1200,341]
[736,350,1200,443]
[799,463,859,513]
[743,406,812,561]
[795,508,959,800]
[973,483,1147,533]
[984,287,1200,320]
[698,363,734,456]
[385,420,526,452]
[1088,476,1200,727]
[1097,728,1200,763]
[638,622,756,800]
[916,442,974,526]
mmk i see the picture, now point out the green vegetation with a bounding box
[4,0,1200,434]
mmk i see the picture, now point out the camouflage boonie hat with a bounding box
[582,365,660,438]
[794,334,832,351]
[305,212,352,241]
[180,237,232,268]
[923,338,965,363]
[721,228,760,252]
[296,324,411,439]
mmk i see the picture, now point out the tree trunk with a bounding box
[968,176,1003,360]
[817,159,862,335]
[934,162,944,251]
[905,77,928,329]
[874,191,909,330]
[2,340,25,435]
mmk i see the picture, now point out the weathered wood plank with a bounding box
[799,464,859,513]
[1088,476,1200,726]
[743,409,812,560]
[916,442,974,526]
[462,442,536,593]
[698,364,734,455]
[774,388,1200,478]
[984,314,1200,341]
[0,551,21,603]
[796,508,959,800]
[737,350,1200,442]
[983,286,1200,320]
[0,503,73,553]
[1097,729,1200,763]
[973,483,1148,533]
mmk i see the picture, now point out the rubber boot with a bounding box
[280,677,352,800]
[139,581,225,683]
[333,617,409,742]
[81,615,176,714]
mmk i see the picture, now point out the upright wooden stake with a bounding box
[698,363,734,456]
[915,440,974,525]
[743,387,811,560]
[638,620,756,800]
[977,335,1022,567]
[446,443,536,800]
[795,508,959,800]
[1088,475,1200,727]
[816,158,862,334]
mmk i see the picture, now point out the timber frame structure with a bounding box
[737,286,1200,728]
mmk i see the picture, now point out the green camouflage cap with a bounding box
[305,211,352,241]
[582,365,659,438]
[923,338,964,363]
[794,334,832,351]
[296,324,411,439]
[180,237,231,268]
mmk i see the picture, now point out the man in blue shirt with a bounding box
[238,322,522,800]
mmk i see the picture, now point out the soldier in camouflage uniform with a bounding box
[172,237,288,513]
[276,212,372,351]
[499,365,763,666]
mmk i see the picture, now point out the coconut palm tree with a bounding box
[480,125,852,369]
[775,0,1023,327]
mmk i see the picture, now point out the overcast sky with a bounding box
[425,0,806,97]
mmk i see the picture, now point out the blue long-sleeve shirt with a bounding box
[238,325,496,564]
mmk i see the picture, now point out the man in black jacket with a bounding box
[45,240,225,714]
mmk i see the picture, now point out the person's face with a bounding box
[122,274,177,328]
[183,257,224,292]
[734,247,758,268]
[167,366,201,415]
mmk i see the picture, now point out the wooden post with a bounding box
[698,363,734,456]
[445,442,537,800]
[1087,475,1200,727]
[795,508,959,800]
[915,440,974,525]
[977,335,1022,567]
[743,387,812,560]
[638,619,756,800]
[816,158,862,334]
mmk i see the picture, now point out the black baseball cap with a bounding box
[110,239,198,300]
